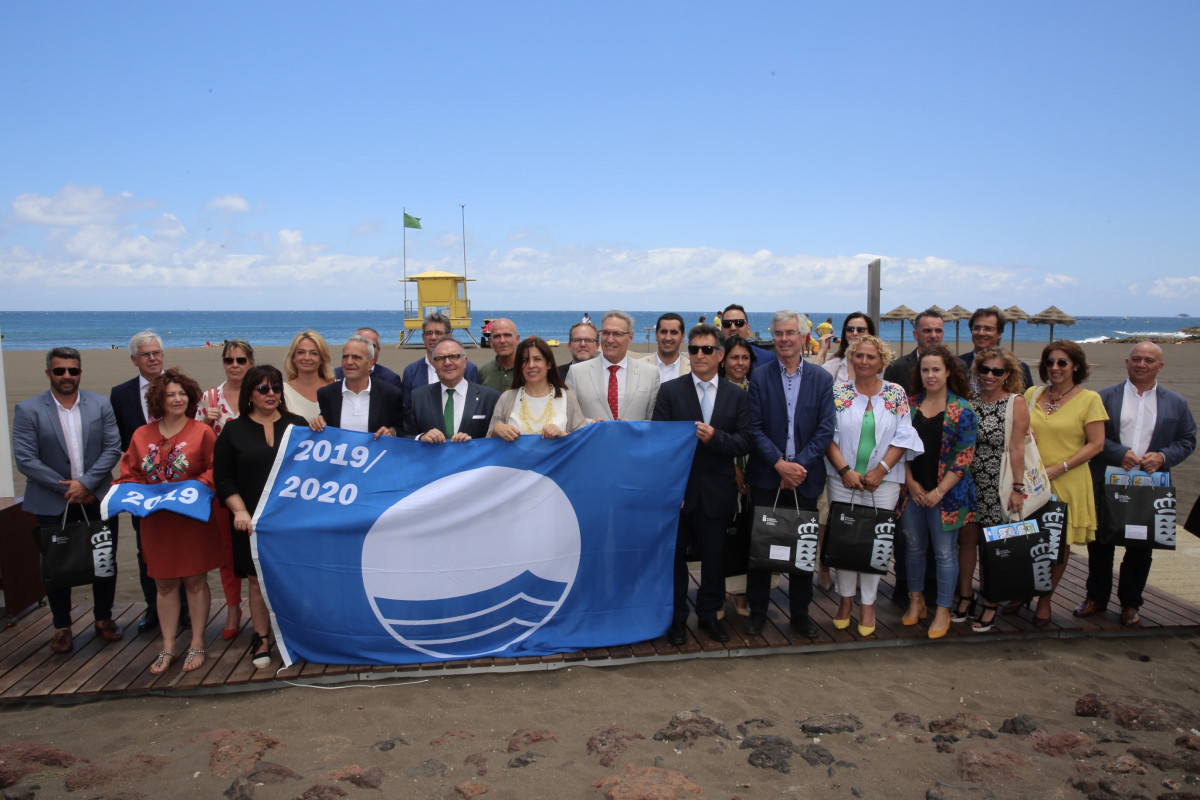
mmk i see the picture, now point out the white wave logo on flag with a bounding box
[361,466,581,659]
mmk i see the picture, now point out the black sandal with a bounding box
[971,601,998,633]
[952,593,977,623]
[250,632,273,670]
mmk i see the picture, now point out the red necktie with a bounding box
[607,365,620,419]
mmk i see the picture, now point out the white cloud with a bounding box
[9,184,148,227]
[353,218,383,236]
[208,194,250,213]
[1149,277,1200,299]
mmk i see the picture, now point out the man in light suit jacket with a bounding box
[14,347,124,653]
[406,337,499,442]
[1076,342,1196,626]
[565,310,659,421]
[743,311,836,640]
[401,313,482,412]
[640,312,691,384]
[652,324,751,645]
[312,335,405,438]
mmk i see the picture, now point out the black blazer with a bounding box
[110,375,149,450]
[405,381,499,439]
[652,375,752,517]
[316,379,404,434]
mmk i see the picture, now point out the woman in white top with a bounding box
[823,335,923,636]
[820,312,876,384]
[282,330,335,423]
[488,337,588,439]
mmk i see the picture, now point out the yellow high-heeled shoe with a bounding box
[833,617,851,630]
[928,607,952,639]
[857,605,876,637]
[902,592,928,626]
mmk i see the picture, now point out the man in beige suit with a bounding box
[566,310,660,421]
[640,312,691,384]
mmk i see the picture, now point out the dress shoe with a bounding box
[50,627,73,653]
[1073,598,1104,618]
[791,615,819,639]
[902,593,928,626]
[743,613,766,636]
[137,610,159,634]
[1120,607,1141,627]
[927,607,951,639]
[699,619,730,643]
[666,622,687,646]
[94,619,122,642]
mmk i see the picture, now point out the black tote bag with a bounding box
[821,492,897,576]
[35,507,117,591]
[748,489,820,573]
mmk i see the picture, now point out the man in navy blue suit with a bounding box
[743,311,835,639]
[334,327,403,391]
[401,313,481,412]
[1076,342,1196,626]
[311,335,405,438]
[406,337,499,442]
[652,324,751,644]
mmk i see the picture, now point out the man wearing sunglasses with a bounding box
[14,347,123,653]
[652,325,752,645]
[958,308,1033,395]
[640,313,691,384]
[405,337,499,442]
[720,304,777,365]
[312,335,404,439]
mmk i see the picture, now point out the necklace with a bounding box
[1045,384,1075,415]
[517,389,556,433]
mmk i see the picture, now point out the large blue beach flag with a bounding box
[253,422,696,666]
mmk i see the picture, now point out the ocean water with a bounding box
[0,310,1193,351]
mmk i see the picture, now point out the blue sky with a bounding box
[1,2,1197,315]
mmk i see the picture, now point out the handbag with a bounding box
[35,506,117,591]
[979,499,1067,600]
[999,392,1053,519]
[748,489,820,573]
[821,491,897,575]
[1099,484,1176,550]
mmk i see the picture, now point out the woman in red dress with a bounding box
[117,368,223,675]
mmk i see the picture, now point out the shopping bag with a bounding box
[35,507,117,591]
[979,504,1066,601]
[1024,498,1069,564]
[999,394,1054,519]
[1099,484,1176,550]
[821,493,897,575]
[748,490,819,573]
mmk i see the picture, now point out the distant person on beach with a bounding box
[401,312,481,411]
[109,330,175,634]
[582,312,591,325]
[488,337,588,440]
[743,311,834,640]
[565,310,660,421]
[653,323,752,646]
[813,317,835,362]
[310,335,403,439]
[1076,342,1196,626]
[13,346,123,655]
[334,327,402,391]
[720,304,777,365]
[884,308,945,389]
[959,308,1033,395]
[640,313,691,383]
[407,337,499,442]
[478,318,520,392]
[558,321,599,380]
[283,330,335,423]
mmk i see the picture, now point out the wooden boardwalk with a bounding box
[3,556,1198,706]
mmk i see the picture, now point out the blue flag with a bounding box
[101,480,214,522]
[253,422,696,666]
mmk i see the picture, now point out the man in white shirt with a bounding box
[312,335,404,438]
[405,337,499,441]
[1076,342,1196,625]
[640,313,691,383]
[565,310,659,421]
[14,347,123,653]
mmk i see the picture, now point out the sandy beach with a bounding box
[3,336,1199,799]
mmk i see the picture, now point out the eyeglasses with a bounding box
[1044,358,1072,369]
[135,350,163,360]
[600,330,630,339]
[721,319,747,328]
[223,356,249,365]
[977,366,1009,377]
[846,326,869,333]
[569,337,599,345]
[688,345,720,355]
[51,367,82,376]
[254,383,283,395]
[433,353,465,363]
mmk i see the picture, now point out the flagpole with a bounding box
[460,204,467,277]
[402,206,408,312]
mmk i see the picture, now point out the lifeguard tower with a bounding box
[399,270,479,347]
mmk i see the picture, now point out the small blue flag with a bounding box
[101,480,214,522]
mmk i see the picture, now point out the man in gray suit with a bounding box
[565,310,659,421]
[406,337,500,442]
[13,347,124,653]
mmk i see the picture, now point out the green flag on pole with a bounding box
[403,213,422,229]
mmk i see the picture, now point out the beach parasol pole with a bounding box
[0,324,14,496]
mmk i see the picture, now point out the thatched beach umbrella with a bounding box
[881,304,917,356]
[946,305,972,354]
[1030,305,1076,343]
[1003,305,1030,351]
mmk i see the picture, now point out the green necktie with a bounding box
[443,388,455,437]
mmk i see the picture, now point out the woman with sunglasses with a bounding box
[488,337,588,439]
[821,313,877,383]
[1009,340,1107,625]
[966,348,1029,632]
[115,368,223,675]
[196,338,254,640]
[214,365,308,669]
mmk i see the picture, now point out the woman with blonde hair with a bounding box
[282,330,334,423]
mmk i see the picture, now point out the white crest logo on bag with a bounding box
[869,520,895,573]
[793,520,819,572]
[1029,541,1055,593]
[1154,492,1177,547]
[1039,511,1063,562]
[90,523,116,579]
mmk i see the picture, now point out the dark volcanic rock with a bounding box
[507,729,557,752]
[223,776,254,800]
[930,713,992,736]
[369,736,408,752]
[403,760,447,779]
[888,712,924,729]
[741,735,797,774]
[295,786,350,800]
[507,751,539,768]
[653,710,731,747]
[797,744,834,766]
[1030,731,1104,759]
[586,727,646,768]
[999,715,1043,736]
[798,713,863,736]
[1075,694,1200,731]
[245,761,301,784]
